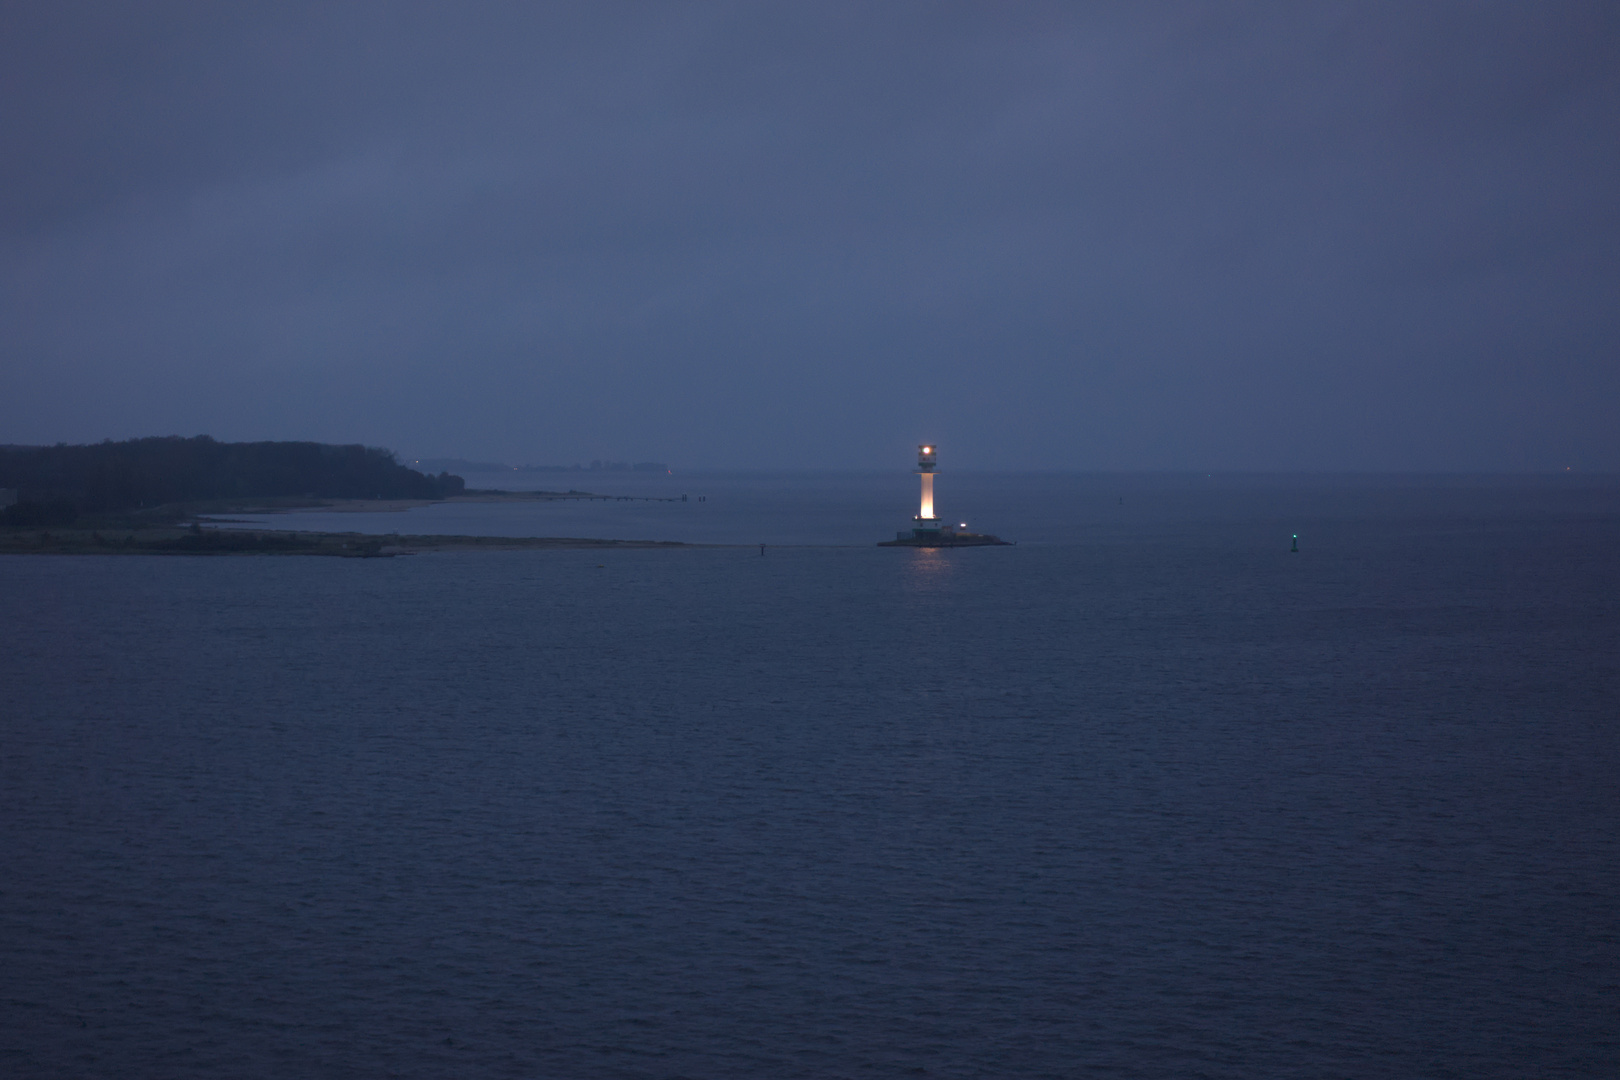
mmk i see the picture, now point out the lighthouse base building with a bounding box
[877,444,1011,547]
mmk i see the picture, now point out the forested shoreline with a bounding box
[0,436,463,525]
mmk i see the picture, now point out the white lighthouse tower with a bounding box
[879,442,1008,546]
[913,443,942,538]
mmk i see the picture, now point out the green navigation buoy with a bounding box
[1291,534,1298,553]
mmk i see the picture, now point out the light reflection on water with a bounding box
[901,546,955,593]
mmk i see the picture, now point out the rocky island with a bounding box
[878,528,1011,547]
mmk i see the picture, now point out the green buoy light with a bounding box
[1291,534,1299,553]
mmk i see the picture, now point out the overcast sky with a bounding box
[2,1,1616,470]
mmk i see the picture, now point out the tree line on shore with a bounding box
[0,436,464,526]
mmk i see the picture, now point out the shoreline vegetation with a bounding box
[0,436,466,524]
[1,437,694,553]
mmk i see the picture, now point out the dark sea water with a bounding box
[4,473,1619,1078]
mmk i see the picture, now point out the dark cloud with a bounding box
[2,1,1616,469]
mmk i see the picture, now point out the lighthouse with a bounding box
[914,444,941,536]
[879,443,1011,546]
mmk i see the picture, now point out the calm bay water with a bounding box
[4,474,1618,1077]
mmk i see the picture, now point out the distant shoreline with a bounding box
[237,490,681,514]
[0,526,706,556]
